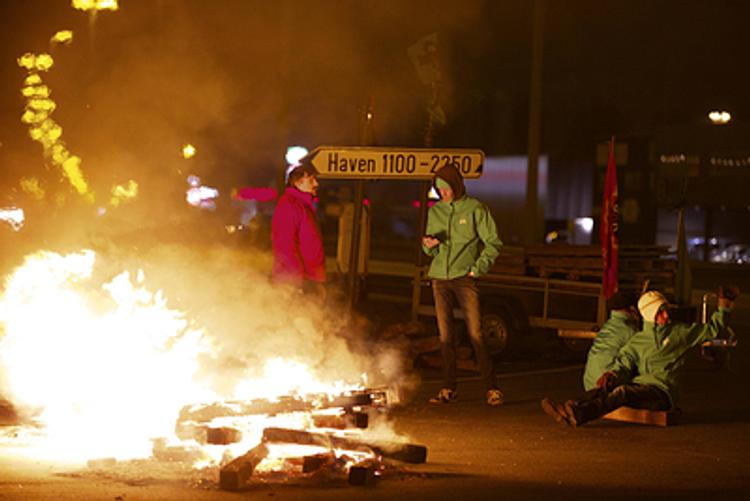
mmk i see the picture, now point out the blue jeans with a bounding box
[432,276,497,391]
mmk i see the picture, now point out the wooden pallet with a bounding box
[604,406,680,426]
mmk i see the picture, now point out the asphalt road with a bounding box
[1,315,748,501]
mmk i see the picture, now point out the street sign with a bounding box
[303,146,484,180]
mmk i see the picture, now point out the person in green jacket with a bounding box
[542,286,739,427]
[422,163,504,406]
[582,291,639,391]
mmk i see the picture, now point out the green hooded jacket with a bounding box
[582,310,638,391]
[611,307,731,407]
[422,165,502,279]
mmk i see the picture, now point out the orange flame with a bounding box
[0,250,396,468]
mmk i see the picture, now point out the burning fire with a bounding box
[0,249,411,482]
[0,250,210,461]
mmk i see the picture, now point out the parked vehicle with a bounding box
[411,244,677,358]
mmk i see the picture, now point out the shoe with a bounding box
[429,388,458,404]
[541,398,571,426]
[487,388,504,406]
[563,400,579,427]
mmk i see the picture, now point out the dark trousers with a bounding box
[432,276,496,391]
[571,384,671,425]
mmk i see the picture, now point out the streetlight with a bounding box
[285,145,308,166]
[708,110,731,125]
[182,144,196,159]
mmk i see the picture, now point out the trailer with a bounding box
[410,244,677,357]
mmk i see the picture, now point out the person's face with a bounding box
[296,173,319,196]
[624,306,638,320]
[655,308,670,326]
[438,186,454,202]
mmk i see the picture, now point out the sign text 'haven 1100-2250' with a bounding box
[303,146,485,180]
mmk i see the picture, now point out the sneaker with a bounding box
[487,388,504,406]
[429,388,458,404]
[540,398,570,426]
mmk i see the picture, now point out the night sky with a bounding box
[0,0,748,221]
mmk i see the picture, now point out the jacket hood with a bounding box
[433,164,466,200]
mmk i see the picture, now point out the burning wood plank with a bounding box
[311,411,369,429]
[604,406,680,426]
[151,437,207,463]
[262,427,428,464]
[206,427,243,445]
[178,388,389,425]
[302,452,337,473]
[219,443,269,491]
[348,465,378,485]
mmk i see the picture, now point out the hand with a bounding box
[719,285,740,308]
[468,271,475,277]
[596,371,617,391]
[422,236,440,249]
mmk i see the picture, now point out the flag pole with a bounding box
[601,135,619,300]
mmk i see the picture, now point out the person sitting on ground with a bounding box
[541,286,739,427]
[582,291,639,391]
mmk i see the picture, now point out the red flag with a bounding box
[601,137,619,299]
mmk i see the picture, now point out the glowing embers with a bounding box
[0,207,25,231]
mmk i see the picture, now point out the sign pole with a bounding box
[411,183,429,321]
[411,84,438,320]
[347,99,374,312]
[347,181,365,312]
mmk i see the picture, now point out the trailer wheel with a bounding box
[481,311,515,358]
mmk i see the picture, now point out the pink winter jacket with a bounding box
[271,187,326,284]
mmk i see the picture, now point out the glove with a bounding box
[719,285,740,309]
[596,371,617,391]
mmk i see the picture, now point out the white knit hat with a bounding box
[638,291,668,323]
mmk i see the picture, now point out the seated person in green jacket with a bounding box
[582,291,639,391]
[541,286,738,427]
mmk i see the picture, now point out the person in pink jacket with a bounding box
[271,165,326,297]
